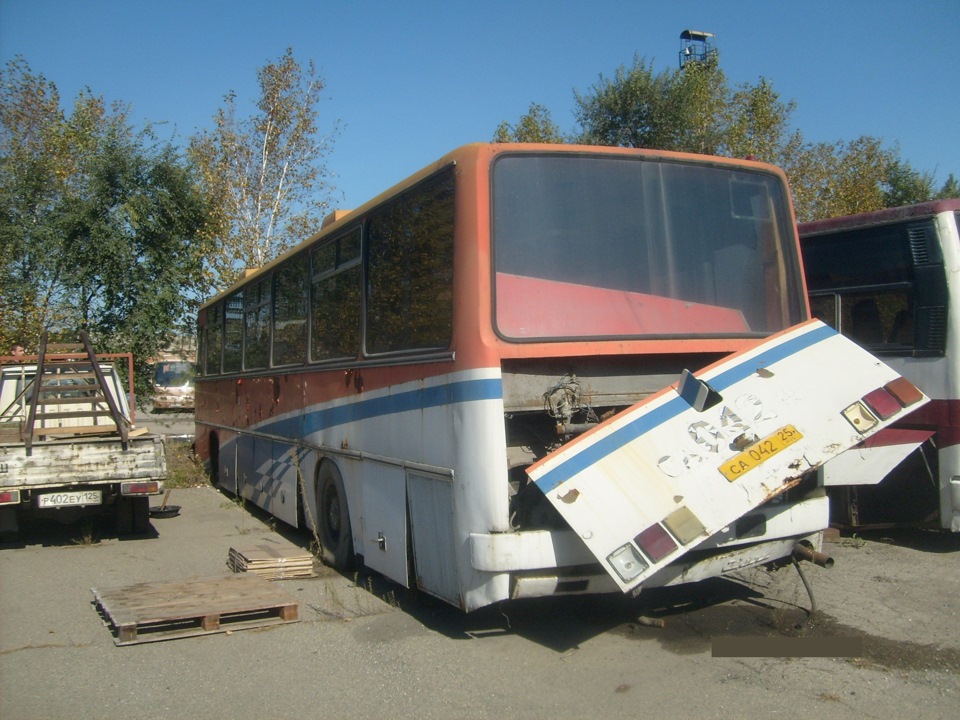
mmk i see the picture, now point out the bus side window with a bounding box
[310,228,362,362]
[809,294,837,330]
[840,290,912,354]
[273,255,309,367]
[223,292,244,374]
[244,278,272,370]
[888,309,913,345]
[850,299,884,345]
[365,169,455,355]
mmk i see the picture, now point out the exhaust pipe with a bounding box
[793,543,834,568]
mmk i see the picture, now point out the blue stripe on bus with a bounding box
[708,323,836,392]
[532,323,837,494]
[260,376,504,439]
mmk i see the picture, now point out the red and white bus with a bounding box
[800,200,960,531]
[195,144,925,611]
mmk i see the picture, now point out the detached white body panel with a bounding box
[527,320,928,593]
[820,428,934,487]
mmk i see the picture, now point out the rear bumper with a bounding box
[470,493,829,599]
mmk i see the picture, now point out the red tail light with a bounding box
[120,481,160,495]
[884,377,924,408]
[634,523,678,563]
[862,387,901,420]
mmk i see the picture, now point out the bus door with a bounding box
[526,320,929,594]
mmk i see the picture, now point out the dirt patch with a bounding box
[606,536,960,676]
[616,598,960,673]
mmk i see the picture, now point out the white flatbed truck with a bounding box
[0,332,165,536]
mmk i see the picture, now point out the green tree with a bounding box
[671,55,728,155]
[936,173,959,200]
[0,57,71,351]
[574,55,682,150]
[572,54,729,153]
[0,57,210,396]
[722,77,798,165]
[493,102,566,143]
[882,158,936,208]
[523,52,956,221]
[786,137,897,222]
[188,48,340,293]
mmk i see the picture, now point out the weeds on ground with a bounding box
[164,442,209,488]
[70,519,99,546]
[841,534,867,549]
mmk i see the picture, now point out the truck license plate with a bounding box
[37,490,103,508]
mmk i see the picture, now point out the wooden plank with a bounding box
[35,424,119,436]
[0,422,22,442]
[35,410,114,420]
[36,396,109,406]
[228,540,317,580]
[91,574,300,646]
[42,371,99,380]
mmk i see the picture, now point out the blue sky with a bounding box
[2,0,958,210]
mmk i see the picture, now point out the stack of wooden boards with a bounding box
[228,538,317,580]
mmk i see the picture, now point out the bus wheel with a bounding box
[317,462,354,571]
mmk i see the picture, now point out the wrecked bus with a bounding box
[194,144,926,611]
[800,200,960,531]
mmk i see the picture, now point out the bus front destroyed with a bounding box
[526,320,928,594]
[196,144,932,611]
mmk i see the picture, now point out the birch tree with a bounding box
[188,48,340,293]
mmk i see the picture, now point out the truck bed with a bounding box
[0,433,167,489]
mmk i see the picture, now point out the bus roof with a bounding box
[798,199,960,237]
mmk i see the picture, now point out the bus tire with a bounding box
[317,462,354,571]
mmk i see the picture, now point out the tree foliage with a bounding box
[497,53,957,221]
[0,57,210,396]
[575,55,688,151]
[493,103,566,143]
[937,174,960,200]
[188,48,340,293]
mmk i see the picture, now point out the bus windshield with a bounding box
[493,153,804,340]
[154,361,195,387]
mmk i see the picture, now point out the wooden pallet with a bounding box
[91,574,300,646]
[228,540,317,580]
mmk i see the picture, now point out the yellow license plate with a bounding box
[719,425,803,481]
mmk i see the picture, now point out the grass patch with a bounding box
[164,441,210,488]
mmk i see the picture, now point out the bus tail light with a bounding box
[0,490,21,505]
[862,388,901,420]
[121,481,160,496]
[843,377,925,434]
[607,543,648,583]
[634,523,678,563]
[883,377,924,408]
